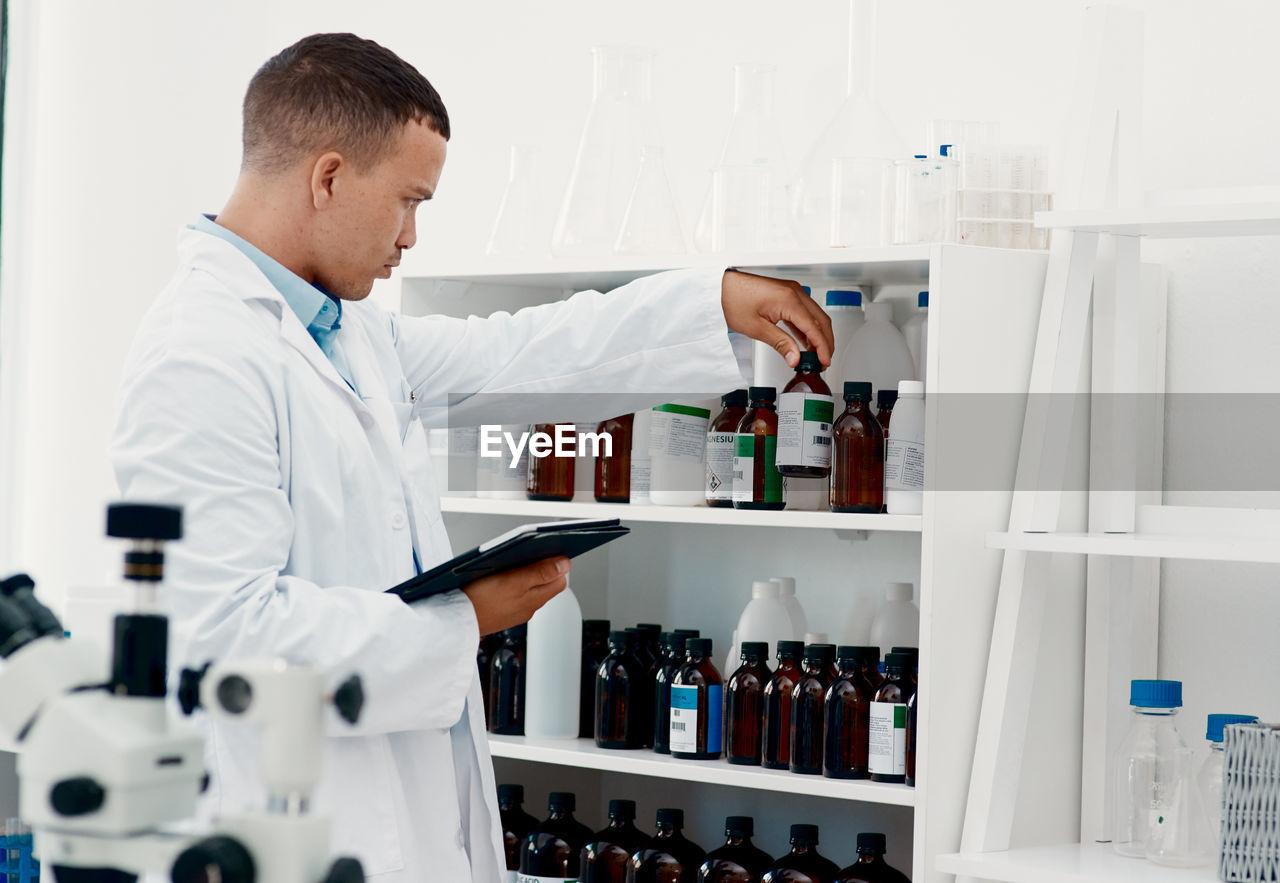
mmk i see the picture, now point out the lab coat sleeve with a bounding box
[390,266,750,427]
[110,343,477,738]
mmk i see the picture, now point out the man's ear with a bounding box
[310,151,344,208]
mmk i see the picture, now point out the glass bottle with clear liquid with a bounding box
[1112,679,1186,857]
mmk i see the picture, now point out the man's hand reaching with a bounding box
[721,269,836,370]
[462,556,571,635]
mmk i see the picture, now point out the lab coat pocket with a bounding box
[322,735,405,876]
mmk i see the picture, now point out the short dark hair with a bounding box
[242,33,450,175]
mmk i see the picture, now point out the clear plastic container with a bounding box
[893,149,958,244]
[1113,679,1186,858]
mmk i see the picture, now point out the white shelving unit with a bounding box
[1035,204,1280,239]
[403,242,1062,881]
[988,531,1280,564]
[937,844,1216,883]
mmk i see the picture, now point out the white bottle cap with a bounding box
[886,582,914,601]
[770,577,797,597]
[752,580,780,600]
[804,631,828,644]
[897,380,924,397]
[864,302,894,323]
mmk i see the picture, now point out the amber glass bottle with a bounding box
[831,382,885,514]
[479,632,504,723]
[791,644,836,775]
[596,631,643,749]
[628,808,706,883]
[706,389,749,507]
[760,825,840,883]
[580,620,612,739]
[595,414,634,502]
[868,653,914,784]
[732,387,785,510]
[520,791,593,882]
[725,642,771,766]
[823,646,879,779]
[499,784,538,881]
[669,638,723,760]
[653,632,689,754]
[777,352,835,478]
[875,390,897,433]
[581,799,650,883]
[633,624,662,749]
[834,833,911,883]
[489,625,527,735]
[527,423,575,500]
[761,640,804,770]
[697,816,773,883]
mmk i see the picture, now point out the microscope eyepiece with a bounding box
[0,574,63,639]
[0,594,39,659]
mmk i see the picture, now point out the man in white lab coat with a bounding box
[110,33,832,882]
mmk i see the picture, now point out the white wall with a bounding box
[3,0,1279,856]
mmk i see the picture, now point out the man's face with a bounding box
[314,120,446,299]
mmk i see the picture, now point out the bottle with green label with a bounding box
[732,387,786,510]
[669,638,723,760]
[777,352,835,478]
[705,389,749,508]
[868,653,914,784]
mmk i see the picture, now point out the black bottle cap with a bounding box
[687,637,713,657]
[548,791,575,812]
[506,623,527,640]
[637,623,662,634]
[662,632,688,655]
[725,816,754,836]
[790,824,820,846]
[609,799,637,820]
[891,646,919,657]
[797,351,823,373]
[877,389,898,409]
[857,833,887,854]
[609,630,631,649]
[740,641,768,661]
[884,652,911,674]
[843,381,873,403]
[656,807,684,828]
[674,628,701,638]
[837,645,880,664]
[804,643,837,664]
[722,389,749,408]
[777,640,805,659]
[106,502,183,541]
[748,386,777,403]
[584,619,611,638]
[497,784,524,804]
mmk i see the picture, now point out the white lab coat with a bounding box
[110,226,746,881]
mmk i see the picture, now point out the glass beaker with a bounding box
[830,155,893,247]
[1147,748,1215,868]
[615,146,686,255]
[710,164,774,252]
[791,0,905,248]
[552,46,658,257]
[694,63,794,252]
[486,145,544,258]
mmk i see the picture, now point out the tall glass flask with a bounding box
[552,46,658,257]
[792,0,904,248]
[487,145,544,257]
[615,146,686,255]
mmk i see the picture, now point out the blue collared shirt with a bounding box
[192,214,355,389]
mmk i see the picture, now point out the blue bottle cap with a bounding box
[918,291,929,308]
[913,154,928,160]
[1130,679,1182,708]
[826,290,863,307]
[1207,713,1258,742]
[800,285,812,296]
[940,144,953,157]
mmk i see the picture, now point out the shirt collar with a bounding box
[190,214,341,334]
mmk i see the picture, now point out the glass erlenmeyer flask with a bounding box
[1147,748,1215,868]
[615,146,686,255]
[552,46,658,257]
[694,63,795,252]
[486,145,544,257]
[791,0,904,248]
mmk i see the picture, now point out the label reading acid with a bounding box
[776,393,835,469]
[669,684,723,754]
[884,438,925,492]
[705,432,737,501]
[868,701,907,775]
[649,405,711,464]
[515,875,577,883]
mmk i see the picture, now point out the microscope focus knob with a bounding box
[171,835,256,883]
[50,777,106,816]
[323,857,366,883]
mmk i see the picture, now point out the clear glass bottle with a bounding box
[698,816,773,883]
[1112,679,1186,857]
[499,784,538,882]
[1198,713,1258,845]
[1147,747,1215,868]
[487,144,546,258]
[520,791,593,882]
[615,146,687,255]
[761,825,841,883]
[725,641,772,766]
[582,798,650,883]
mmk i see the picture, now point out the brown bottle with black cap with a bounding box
[707,389,750,507]
[595,415,634,503]
[834,833,911,883]
[777,351,835,479]
[831,382,885,513]
[725,641,772,766]
[823,646,879,779]
[761,640,805,770]
[527,423,575,501]
[697,816,773,883]
[628,808,706,883]
[581,798,649,883]
[489,624,527,735]
[519,791,593,883]
[791,643,837,775]
[499,784,538,882]
[760,825,840,883]
[669,638,723,760]
[733,387,786,510]
[596,630,643,749]
[580,620,612,739]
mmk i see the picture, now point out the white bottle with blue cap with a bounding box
[1113,679,1187,858]
[824,289,866,391]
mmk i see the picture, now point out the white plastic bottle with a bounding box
[629,409,654,505]
[770,576,808,638]
[825,289,866,391]
[837,302,916,402]
[884,381,925,515]
[523,581,583,739]
[901,291,928,380]
[731,581,794,671]
[649,403,712,506]
[868,582,919,650]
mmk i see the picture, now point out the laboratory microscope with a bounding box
[0,503,366,883]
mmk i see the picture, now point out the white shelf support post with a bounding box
[958,5,1146,864]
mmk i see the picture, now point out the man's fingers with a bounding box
[782,296,835,366]
[753,320,802,368]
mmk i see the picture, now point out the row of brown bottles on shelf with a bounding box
[501,786,911,883]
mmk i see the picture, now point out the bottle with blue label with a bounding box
[669,637,723,760]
